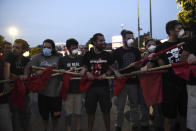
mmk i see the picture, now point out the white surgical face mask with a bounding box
[72,49,78,55]
[178,29,185,38]
[126,39,134,47]
[148,45,156,53]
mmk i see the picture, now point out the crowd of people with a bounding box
[0,20,196,131]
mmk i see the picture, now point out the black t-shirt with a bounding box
[0,56,4,86]
[112,47,141,84]
[184,36,196,56]
[58,55,83,93]
[0,56,9,104]
[183,36,196,85]
[155,40,186,86]
[4,53,30,95]
[5,53,30,75]
[82,49,113,87]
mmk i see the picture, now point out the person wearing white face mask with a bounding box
[178,29,185,38]
[140,39,165,131]
[141,39,157,59]
[58,38,83,131]
[155,20,188,131]
[112,30,141,131]
[148,45,156,53]
[126,38,135,48]
[29,39,62,131]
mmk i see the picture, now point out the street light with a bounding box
[120,24,124,30]
[8,26,18,43]
[149,0,152,38]
[138,0,141,49]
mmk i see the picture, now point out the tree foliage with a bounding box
[134,32,151,48]
[0,35,6,53]
[176,0,196,26]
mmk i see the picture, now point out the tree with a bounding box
[85,39,91,48]
[0,35,6,53]
[85,39,93,51]
[134,32,151,48]
[176,0,196,26]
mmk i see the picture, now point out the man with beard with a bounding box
[4,39,30,131]
[82,33,113,131]
[0,41,12,58]
[0,41,13,131]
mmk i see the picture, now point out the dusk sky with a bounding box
[0,0,180,47]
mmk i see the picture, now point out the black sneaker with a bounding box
[132,126,139,131]
[151,126,164,131]
[140,126,150,131]
[115,126,121,131]
[124,111,131,122]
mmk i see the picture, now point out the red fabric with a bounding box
[172,62,190,80]
[60,73,72,100]
[79,75,99,92]
[139,70,166,106]
[113,77,128,96]
[10,78,26,110]
[0,55,4,61]
[25,66,54,92]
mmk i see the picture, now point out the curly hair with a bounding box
[43,39,57,55]
[0,41,12,53]
[90,33,104,45]
[14,39,30,52]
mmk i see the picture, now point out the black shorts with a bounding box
[38,93,62,120]
[85,86,112,114]
[162,82,187,119]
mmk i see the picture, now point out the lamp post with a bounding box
[149,0,152,38]
[137,0,141,49]
[8,27,18,43]
[120,24,124,30]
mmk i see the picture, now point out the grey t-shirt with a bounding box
[29,53,61,97]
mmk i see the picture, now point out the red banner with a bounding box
[10,78,26,110]
[139,70,166,106]
[60,73,72,100]
[113,77,128,96]
[25,66,54,92]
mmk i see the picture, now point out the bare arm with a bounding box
[24,65,31,76]
[3,62,11,88]
[180,50,190,62]
[187,54,196,64]
[108,64,123,79]
[4,62,11,80]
